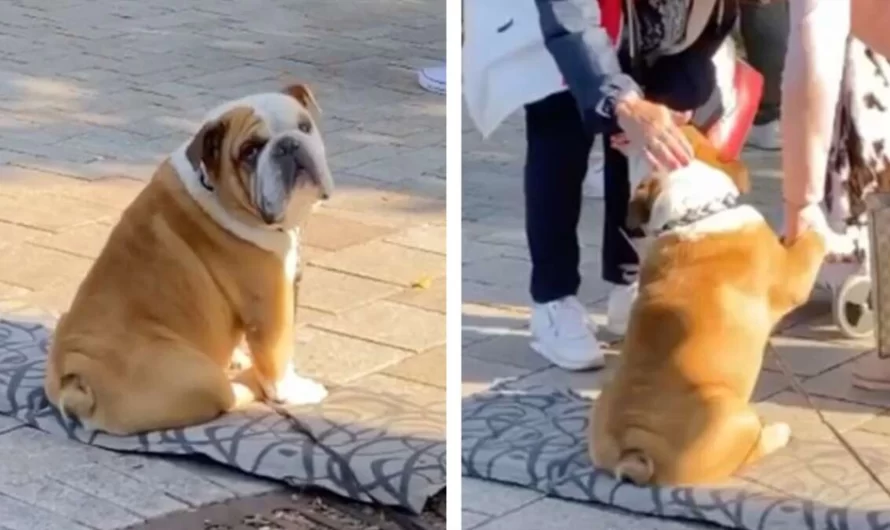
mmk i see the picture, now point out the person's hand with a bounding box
[614,93,694,171]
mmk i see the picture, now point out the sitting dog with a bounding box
[589,126,825,485]
[44,85,333,435]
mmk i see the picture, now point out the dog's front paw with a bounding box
[265,371,328,405]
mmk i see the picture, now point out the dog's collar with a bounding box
[197,163,214,192]
[655,193,738,235]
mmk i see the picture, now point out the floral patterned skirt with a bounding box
[824,38,890,232]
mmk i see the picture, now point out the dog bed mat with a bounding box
[462,384,890,529]
[0,317,445,514]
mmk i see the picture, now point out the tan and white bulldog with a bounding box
[44,85,333,435]
[589,127,825,485]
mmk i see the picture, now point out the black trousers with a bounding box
[524,52,720,303]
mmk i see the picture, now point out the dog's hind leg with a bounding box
[82,343,261,435]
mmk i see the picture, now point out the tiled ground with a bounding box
[0,0,444,528]
[461,110,890,528]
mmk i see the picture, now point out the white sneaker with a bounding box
[745,120,781,151]
[417,64,445,95]
[530,296,605,371]
[606,282,639,337]
[583,138,605,199]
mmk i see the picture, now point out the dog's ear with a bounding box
[626,177,662,231]
[185,118,227,179]
[283,83,322,119]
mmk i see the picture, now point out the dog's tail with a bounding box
[57,373,96,422]
[614,449,655,485]
[51,352,98,424]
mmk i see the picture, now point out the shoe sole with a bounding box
[529,340,605,371]
[418,72,445,95]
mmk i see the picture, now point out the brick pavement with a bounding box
[461,110,890,528]
[0,0,444,528]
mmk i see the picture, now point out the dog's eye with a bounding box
[240,140,266,164]
[298,121,312,134]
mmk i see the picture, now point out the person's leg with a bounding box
[740,0,790,149]
[525,91,602,370]
[525,91,592,303]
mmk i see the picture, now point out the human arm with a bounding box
[851,0,890,58]
[538,0,692,168]
[536,0,641,132]
[781,0,849,240]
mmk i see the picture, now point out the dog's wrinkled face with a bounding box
[185,84,332,228]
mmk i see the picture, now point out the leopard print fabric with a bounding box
[825,38,890,232]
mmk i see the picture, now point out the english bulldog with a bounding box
[589,126,825,485]
[44,85,333,435]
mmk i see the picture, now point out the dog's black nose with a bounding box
[275,137,300,157]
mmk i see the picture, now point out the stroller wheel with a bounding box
[833,275,874,339]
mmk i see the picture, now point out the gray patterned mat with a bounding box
[462,384,890,529]
[0,317,445,514]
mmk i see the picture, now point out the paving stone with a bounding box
[0,221,45,250]
[0,416,24,435]
[168,461,281,497]
[302,212,394,252]
[463,510,492,529]
[0,244,91,290]
[0,477,144,529]
[0,493,93,530]
[463,256,530,287]
[763,333,865,377]
[312,240,445,287]
[30,222,113,260]
[779,310,874,351]
[299,266,400,314]
[0,166,87,197]
[462,357,533,397]
[462,333,550,372]
[0,428,116,487]
[754,390,886,442]
[504,362,619,400]
[388,275,445,313]
[478,496,718,530]
[384,223,446,254]
[51,465,189,519]
[0,282,30,301]
[0,193,118,232]
[101,454,236,507]
[292,306,331,328]
[800,358,890,409]
[349,372,444,429]
[461,478,543,517]
[293,326,412,385]
[313,300,444,353]
[384,345,446,388]
[735,435,890,511]
[14,280,80,314]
